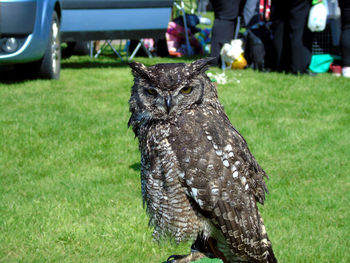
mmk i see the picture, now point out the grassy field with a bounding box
[0,54,349,263]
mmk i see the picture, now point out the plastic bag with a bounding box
[220,39,247,70]
[308,1,328,32]
[309,54,333,73]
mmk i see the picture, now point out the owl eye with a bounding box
[180,87,192,94]
[145,88,157,95]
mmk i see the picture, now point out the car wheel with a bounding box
[38,11,61,79]
[62,41,91,57]
[72,41,91,55]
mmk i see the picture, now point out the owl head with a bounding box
[129,58,217,123]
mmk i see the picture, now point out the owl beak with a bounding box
[165,95,172,114]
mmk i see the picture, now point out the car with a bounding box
[0,0,173,80]
[0,0,62,79]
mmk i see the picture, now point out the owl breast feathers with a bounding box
[128,58,277,263]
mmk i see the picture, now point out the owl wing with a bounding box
[169,107,277,262]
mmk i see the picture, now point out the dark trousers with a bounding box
[271,0,312,74]
[210,19,236,66]
[209,0,242,66]
[339,0,350,67]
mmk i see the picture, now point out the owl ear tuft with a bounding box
[189,57,215,74]
[129,61,150,79]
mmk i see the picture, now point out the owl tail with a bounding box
[266,247,278,263]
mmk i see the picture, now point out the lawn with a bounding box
[0,54,349,263]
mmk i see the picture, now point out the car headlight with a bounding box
[2,38,19,53]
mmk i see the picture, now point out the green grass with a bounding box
[0,55,349,262]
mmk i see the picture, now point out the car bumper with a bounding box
[0,0,47,64]
[0,1,37,35]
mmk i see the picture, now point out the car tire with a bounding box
[38,11,61,79]
[63,41,91,57]
[72,41,91,55]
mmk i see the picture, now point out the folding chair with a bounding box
[128,39,153,60]
[93,40,123,60]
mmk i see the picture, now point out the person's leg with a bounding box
[339,0,350,67]
[210,0,242,20]
[209,0,242,66]
[270,2,288,71]
[210,19,235,66]
[288,0,312,74]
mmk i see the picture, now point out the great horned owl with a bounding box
[128,58,277,263]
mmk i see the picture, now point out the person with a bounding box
[243,0,275,71]
[209,0,244,67]
[270,0,313,74]
[198,0,209,14]
[339,0,350,77]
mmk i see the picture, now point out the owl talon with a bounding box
[166,254,186,262]
[166,252,207,262]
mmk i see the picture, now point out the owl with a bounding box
[128,58,277,263]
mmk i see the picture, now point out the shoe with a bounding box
[342,66,350,78]
[291,69,318,76]
[303,69,318,77]
[330,64,342,77]
[198,16,211,25]
[307,70,318,77]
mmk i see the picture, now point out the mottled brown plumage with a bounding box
[128,58,277,263]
